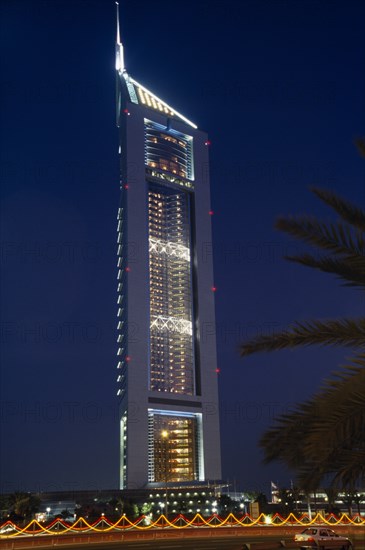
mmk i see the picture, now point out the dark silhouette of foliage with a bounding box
[240,181,365,490]
[7,492,40,519]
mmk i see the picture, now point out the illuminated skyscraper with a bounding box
[115,5,221,489]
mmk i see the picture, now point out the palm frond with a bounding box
[259,414,304,465]
[310,187,365,231]
[303,357,365,456]
[284,253,365,288]
[331,449,365,488]
[240,318,365,356]
[275,217,363,256]
[259,355,365,490]
[241,184,365,490]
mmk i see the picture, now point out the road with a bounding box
[0,526,364,550]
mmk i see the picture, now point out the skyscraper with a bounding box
[115,5,221,490]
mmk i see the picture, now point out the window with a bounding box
[145,120,193,180]
[148,412,200,482]
[148,184,195,395]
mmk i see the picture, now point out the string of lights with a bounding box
[1,513,364,537]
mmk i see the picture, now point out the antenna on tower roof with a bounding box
[116,2,121,44]
[115,1,125,73]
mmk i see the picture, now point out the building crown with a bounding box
[115,2,197,129]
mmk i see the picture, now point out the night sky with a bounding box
[1,0,364,496]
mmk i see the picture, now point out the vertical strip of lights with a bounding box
[117,143,129,487]
[148,186,195,395]
[146,121,196,396]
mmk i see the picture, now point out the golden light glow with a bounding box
[130,77,198,129]
[2,511,365,537]
[150,414,198,483]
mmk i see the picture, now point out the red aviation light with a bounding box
[126,356,131,363]
[124,184,129,190]
[205,140,211,146]
[216,368,220,373]
[123,108,130,116]
[211,286,217,292]
[209,210,214,216]
[125,266,131,272]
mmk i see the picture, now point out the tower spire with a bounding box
[115,2,125,73]
[116,1,121,44]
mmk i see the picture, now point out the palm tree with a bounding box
[240,185,365,490]
[341,493,354,517]
[324,487,340,515]
[352,492,364,516]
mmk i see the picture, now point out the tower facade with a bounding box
[115,9,221,489]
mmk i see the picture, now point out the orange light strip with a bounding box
[0,512,364,537]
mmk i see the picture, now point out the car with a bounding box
[294,527,353,550]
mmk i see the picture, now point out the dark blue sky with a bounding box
[1,0,364,495]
